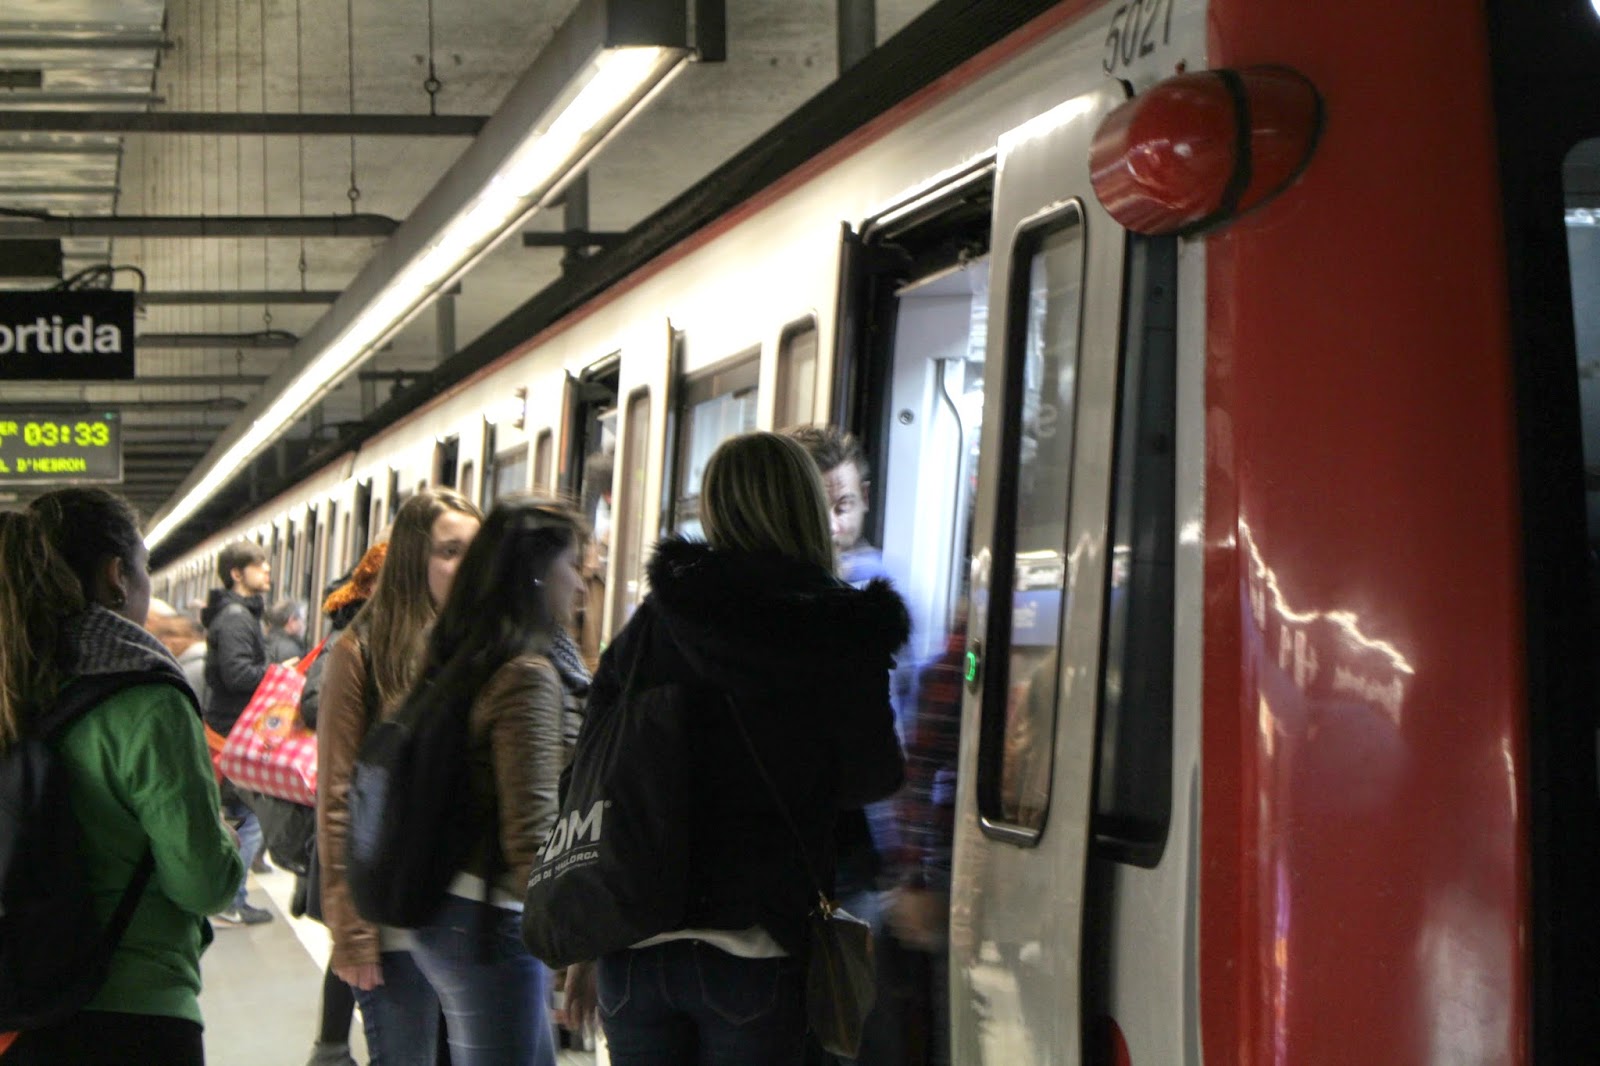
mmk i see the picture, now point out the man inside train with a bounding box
[787,424,910,1065]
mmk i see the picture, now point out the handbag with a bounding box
[217,639,326,807]
[521,619,691,969]
[725,696,877,1059]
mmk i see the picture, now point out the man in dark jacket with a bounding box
[201,539,277,925]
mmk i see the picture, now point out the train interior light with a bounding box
[1088,66,1322,237]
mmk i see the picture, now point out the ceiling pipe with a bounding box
[136,290,342,306]
[0,112,486,136]
[135,333,297,350]
[0,215,397,239]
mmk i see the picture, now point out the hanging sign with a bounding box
[0,411,123,484]
[0,291,136,380]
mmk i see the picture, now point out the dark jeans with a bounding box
[410,893,557,1066]
[7,1009,204,1065]
[599,940,806,1066]
[351,949,442,1066]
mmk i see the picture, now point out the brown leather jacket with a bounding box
[315,629,565,969]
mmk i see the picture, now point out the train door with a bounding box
[564,357,620,664]
[951,84,1139,1065]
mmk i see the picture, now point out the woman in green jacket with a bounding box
[1,489,243,1066]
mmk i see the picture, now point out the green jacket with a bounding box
[55,681,244,1025]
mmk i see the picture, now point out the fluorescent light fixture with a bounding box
[147,0,694,549]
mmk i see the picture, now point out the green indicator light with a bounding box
[964,650,979,684]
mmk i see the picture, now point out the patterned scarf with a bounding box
[548,626,592,698]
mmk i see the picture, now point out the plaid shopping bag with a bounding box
[218,640,326,807]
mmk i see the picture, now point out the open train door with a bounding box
[949,83,1131,1065]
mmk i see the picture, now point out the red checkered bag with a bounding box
[218,639,326,807]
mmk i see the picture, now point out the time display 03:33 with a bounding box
[0,411,122,484]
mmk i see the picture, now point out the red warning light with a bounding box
[1090,66,1322,236]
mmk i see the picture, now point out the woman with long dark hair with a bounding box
[2,489,242,1065]
[316,488,482,1065]
[566,432,909,1066]
[400,495,587,1066]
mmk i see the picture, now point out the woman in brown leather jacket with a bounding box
[316,488,481,1065]
[401,497,587,1066]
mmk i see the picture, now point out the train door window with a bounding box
[479,420,498,505]
[387,469,401,522]
[353,479,373,552]
[669,351,760,536]
[535,430,554,493]
[460,461,476,505]
[1092,235,1178,865]
[492,445,529,504]
[979,210,1086,836]
[304,506,321,607]
[612,388,653,629]
[434,436,460,489]
[565,357,621,502]
[774,317,819,430]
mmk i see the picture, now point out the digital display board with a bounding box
[0,411,122,484]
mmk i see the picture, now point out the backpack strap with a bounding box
[100,848,156,953]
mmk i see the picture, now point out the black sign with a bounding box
[0,291,135,380]
[0,411,123,484]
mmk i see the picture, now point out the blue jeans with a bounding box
[222,796,262,907]
[599,940,806,1066]
[410,894,557,1066]
[351,950,441,1066]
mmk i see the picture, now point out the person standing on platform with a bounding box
[265,599,310,664]
[2,490,242,1066]
[201,540,280,925]
[406,497,587,1066]
[299,542,387,1066]
[316,490,482,1066]
[566,432,908,1066]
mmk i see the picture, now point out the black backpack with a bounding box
[345,670,478,928]
[0,676,158,1031]
[521,624,691,969]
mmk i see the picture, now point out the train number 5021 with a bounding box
[1103,0,1174,74]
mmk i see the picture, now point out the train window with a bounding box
[460,462,476,505]
[1092,236,1179,866]
[479,419,497,505]
[304,506,320,606]
[978,207,1086,838]
[774,317,819,430]
[353,479,373,552]
[491,445,529,505]
[386,468,401,522]
[565,356,621,499]
[535,430,554,493]
[612,387,653,631]
[434,436,460,488]
[670,351,760,536]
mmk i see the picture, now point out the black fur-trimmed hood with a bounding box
[642,537,910,689]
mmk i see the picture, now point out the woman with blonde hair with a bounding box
[2,489,241,1065]
[564,432,908,1065]
[315,488,481,1064]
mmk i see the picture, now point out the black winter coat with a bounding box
[200,588,268,734]
[592,538,909,957]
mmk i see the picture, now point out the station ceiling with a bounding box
[0,0,929,521]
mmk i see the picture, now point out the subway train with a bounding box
[152,0,1600,1062]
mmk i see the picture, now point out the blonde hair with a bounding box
[0,513,88,750]
[700,431,835,573]
[355,488,481,711]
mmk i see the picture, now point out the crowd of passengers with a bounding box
[0,427,966,1066]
